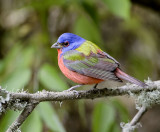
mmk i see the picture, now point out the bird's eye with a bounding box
[63,41,69,47]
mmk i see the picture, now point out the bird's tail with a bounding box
[115,68,147,87]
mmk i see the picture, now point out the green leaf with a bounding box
[0,60,4,74]
[103,0,131,20]
[112,124,121,132]
[38,102,66,132]
[112,99,129,122]
[21,110,42,132]
[1,68,31,91]
[29,0,65,11]
[38,63,68,91]
[3,44,22,72]
[0,110,20,132]
[74,16,102,45]
[92,102,115,132]
[19,46,35,68]
[78,100,87,126]
[80,0,99,25]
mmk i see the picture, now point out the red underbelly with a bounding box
[58,55,103,84]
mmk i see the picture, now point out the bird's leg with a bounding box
[93,83,98,89]
[66,84,83,91]
[90,83,98,91]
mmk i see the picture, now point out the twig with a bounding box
[130,106,147,126]
[6,101,39,132]
[122,106,147,132]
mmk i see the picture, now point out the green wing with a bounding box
[63,49,121,81]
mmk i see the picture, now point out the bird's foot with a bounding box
[90,84,98,91]
[93,83,98,89]
[65,84,83,92]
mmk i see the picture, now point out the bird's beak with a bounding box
[51,42,61,49]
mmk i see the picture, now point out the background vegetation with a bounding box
[0,0,160,132]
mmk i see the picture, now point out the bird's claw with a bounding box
[66,87,76,91]
[65,84,83,92]
[64,89,79,97]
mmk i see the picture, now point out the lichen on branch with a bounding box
[0,79,160,132]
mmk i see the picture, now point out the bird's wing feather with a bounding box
[62,41,121,81]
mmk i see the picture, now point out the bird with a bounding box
[51,33,147,90]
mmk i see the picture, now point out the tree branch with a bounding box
[6,101,39,132]
[122,106,147,132]
[9,80,159,102]
[130,106,147,126]
[0,80,160,132]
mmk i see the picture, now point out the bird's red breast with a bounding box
[57,49,103,84]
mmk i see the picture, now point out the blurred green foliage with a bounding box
[39,64,68,91]
[0,0,160,131]
[92,100,129,132]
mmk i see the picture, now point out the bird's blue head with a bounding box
[51,33,86,53]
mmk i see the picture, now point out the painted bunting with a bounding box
[51,33,147,90]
